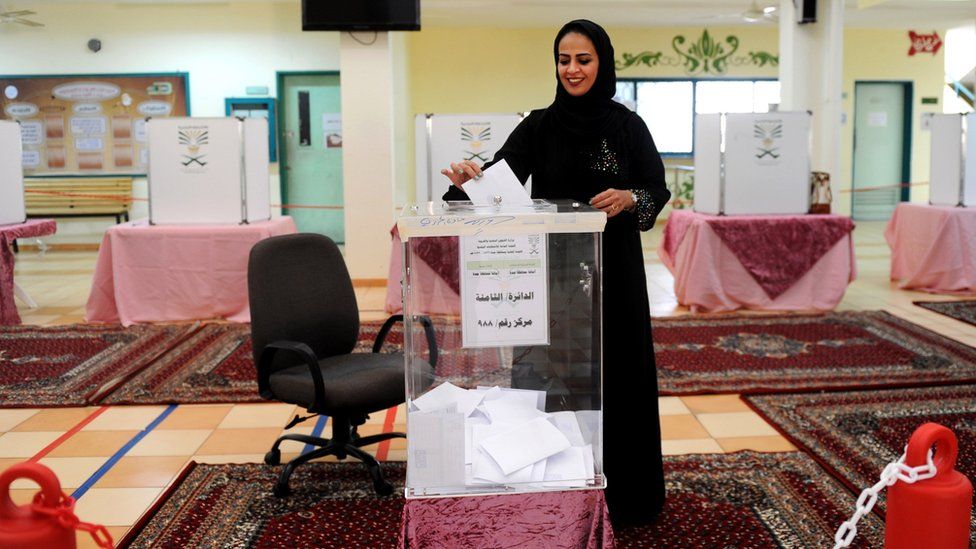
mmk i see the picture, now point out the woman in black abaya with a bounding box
[442,19,670,527]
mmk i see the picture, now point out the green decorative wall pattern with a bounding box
[615,29,778,75]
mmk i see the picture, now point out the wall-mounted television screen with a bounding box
[302,0,421,31]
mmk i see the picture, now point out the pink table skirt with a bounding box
[658,211,856,313]
[0,219,57,325]
[385,231,460,315]
[399,489,614,548]
[86,217,297,326]
[885,203,976,293]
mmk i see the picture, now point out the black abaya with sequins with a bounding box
[444,107,670,526]
[444,19,670,527]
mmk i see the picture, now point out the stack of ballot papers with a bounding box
[407,381,596,491]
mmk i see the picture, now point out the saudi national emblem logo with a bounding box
[178,128,209,167]
[753,120,782,165]
[461,123,491,163]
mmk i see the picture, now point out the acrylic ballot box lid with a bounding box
[396,199,606,240]
[399,198,607,498]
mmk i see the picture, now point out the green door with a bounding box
[852,82,911,221]
[280,73,344,242]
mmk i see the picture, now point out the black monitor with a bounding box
[302,0,421,31]
[795,0,816,24]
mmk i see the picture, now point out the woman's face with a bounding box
[557,32,599,97]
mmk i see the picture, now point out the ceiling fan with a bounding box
[740,0,778,22]
[695,0,779,23]
[0,6,44,28]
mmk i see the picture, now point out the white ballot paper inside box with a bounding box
[461,159,532,207]
[478,416,571,476]
[411,381,485,417]
[460,233,549,348]
[407,406,465,489]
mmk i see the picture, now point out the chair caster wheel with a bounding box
[264,449,280,466]
[272,482,291,498]
[374,479,394,496]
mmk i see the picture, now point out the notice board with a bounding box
[0,73,189,176]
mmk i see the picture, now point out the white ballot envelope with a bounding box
[478,416,571,475]
[461,159,532,206]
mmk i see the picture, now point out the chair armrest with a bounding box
[373,314,438,368]
[259,341,326,412]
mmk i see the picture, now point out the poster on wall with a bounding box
[0,73,189,176]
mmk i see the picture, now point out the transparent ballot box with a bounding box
[397,199,606,497]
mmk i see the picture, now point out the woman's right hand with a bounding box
[440,160,483,190]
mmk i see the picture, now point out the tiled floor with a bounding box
[7,220,974,546]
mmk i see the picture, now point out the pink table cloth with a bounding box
[885,202,976,293]
[399,489,614,548]
[658,210,856,313]
[385,229,461,315]
[0,219,57,325]
[86,217,297,326]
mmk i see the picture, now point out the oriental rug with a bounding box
[101,323,259,405]
[746,384,976,544]
[119,452,883,549]
[914,299,976,327]
[0,323,195,407]
[102,319,507,405]
[653,311,976,395]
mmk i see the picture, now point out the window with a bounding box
[615,79,781,155]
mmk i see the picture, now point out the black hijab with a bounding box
[549,20,630,138]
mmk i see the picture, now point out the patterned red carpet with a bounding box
[653,311,976,394]
[0,323,195,407]
[10,310,974,405]
[746,385,976,544]
[915,300,976,327]
[102,319,505,405]
[120,452,883,548]
[102,323,258,405]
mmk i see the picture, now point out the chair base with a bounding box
[265,419,405,498]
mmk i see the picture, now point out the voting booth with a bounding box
[414,113,524,203]
[929,113,976,207]
[398,200,606,497]
[0,120,26,226]
[147,117,270,224]
[694,111,811,215]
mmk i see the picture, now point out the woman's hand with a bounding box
[440,160,483,190]
[590,188,634,218]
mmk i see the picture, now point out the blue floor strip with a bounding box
[301,415,329,455]
[71,404,179,500]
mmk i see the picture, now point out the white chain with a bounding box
[833,448,936,549]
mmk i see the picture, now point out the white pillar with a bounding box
[779,0,844,208]
[340,32,397,280]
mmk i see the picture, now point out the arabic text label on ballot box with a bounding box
[397,200,607,498]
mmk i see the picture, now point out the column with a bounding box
[340,31,397,281]
[779,0,844,210]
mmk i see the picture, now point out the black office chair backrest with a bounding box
[248,233,360,368]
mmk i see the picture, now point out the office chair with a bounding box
[248,233,437,497]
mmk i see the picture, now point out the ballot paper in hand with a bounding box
[461,159,532,206]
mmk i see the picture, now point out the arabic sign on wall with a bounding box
[460,234,549,348]
[908,31,942,56]
[0,74,188,175]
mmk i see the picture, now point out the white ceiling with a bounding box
[18,0,976,29]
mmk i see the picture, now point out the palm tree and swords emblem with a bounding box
[461,124,492,162]
[754,120,783,161]
[178,128,209,167]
